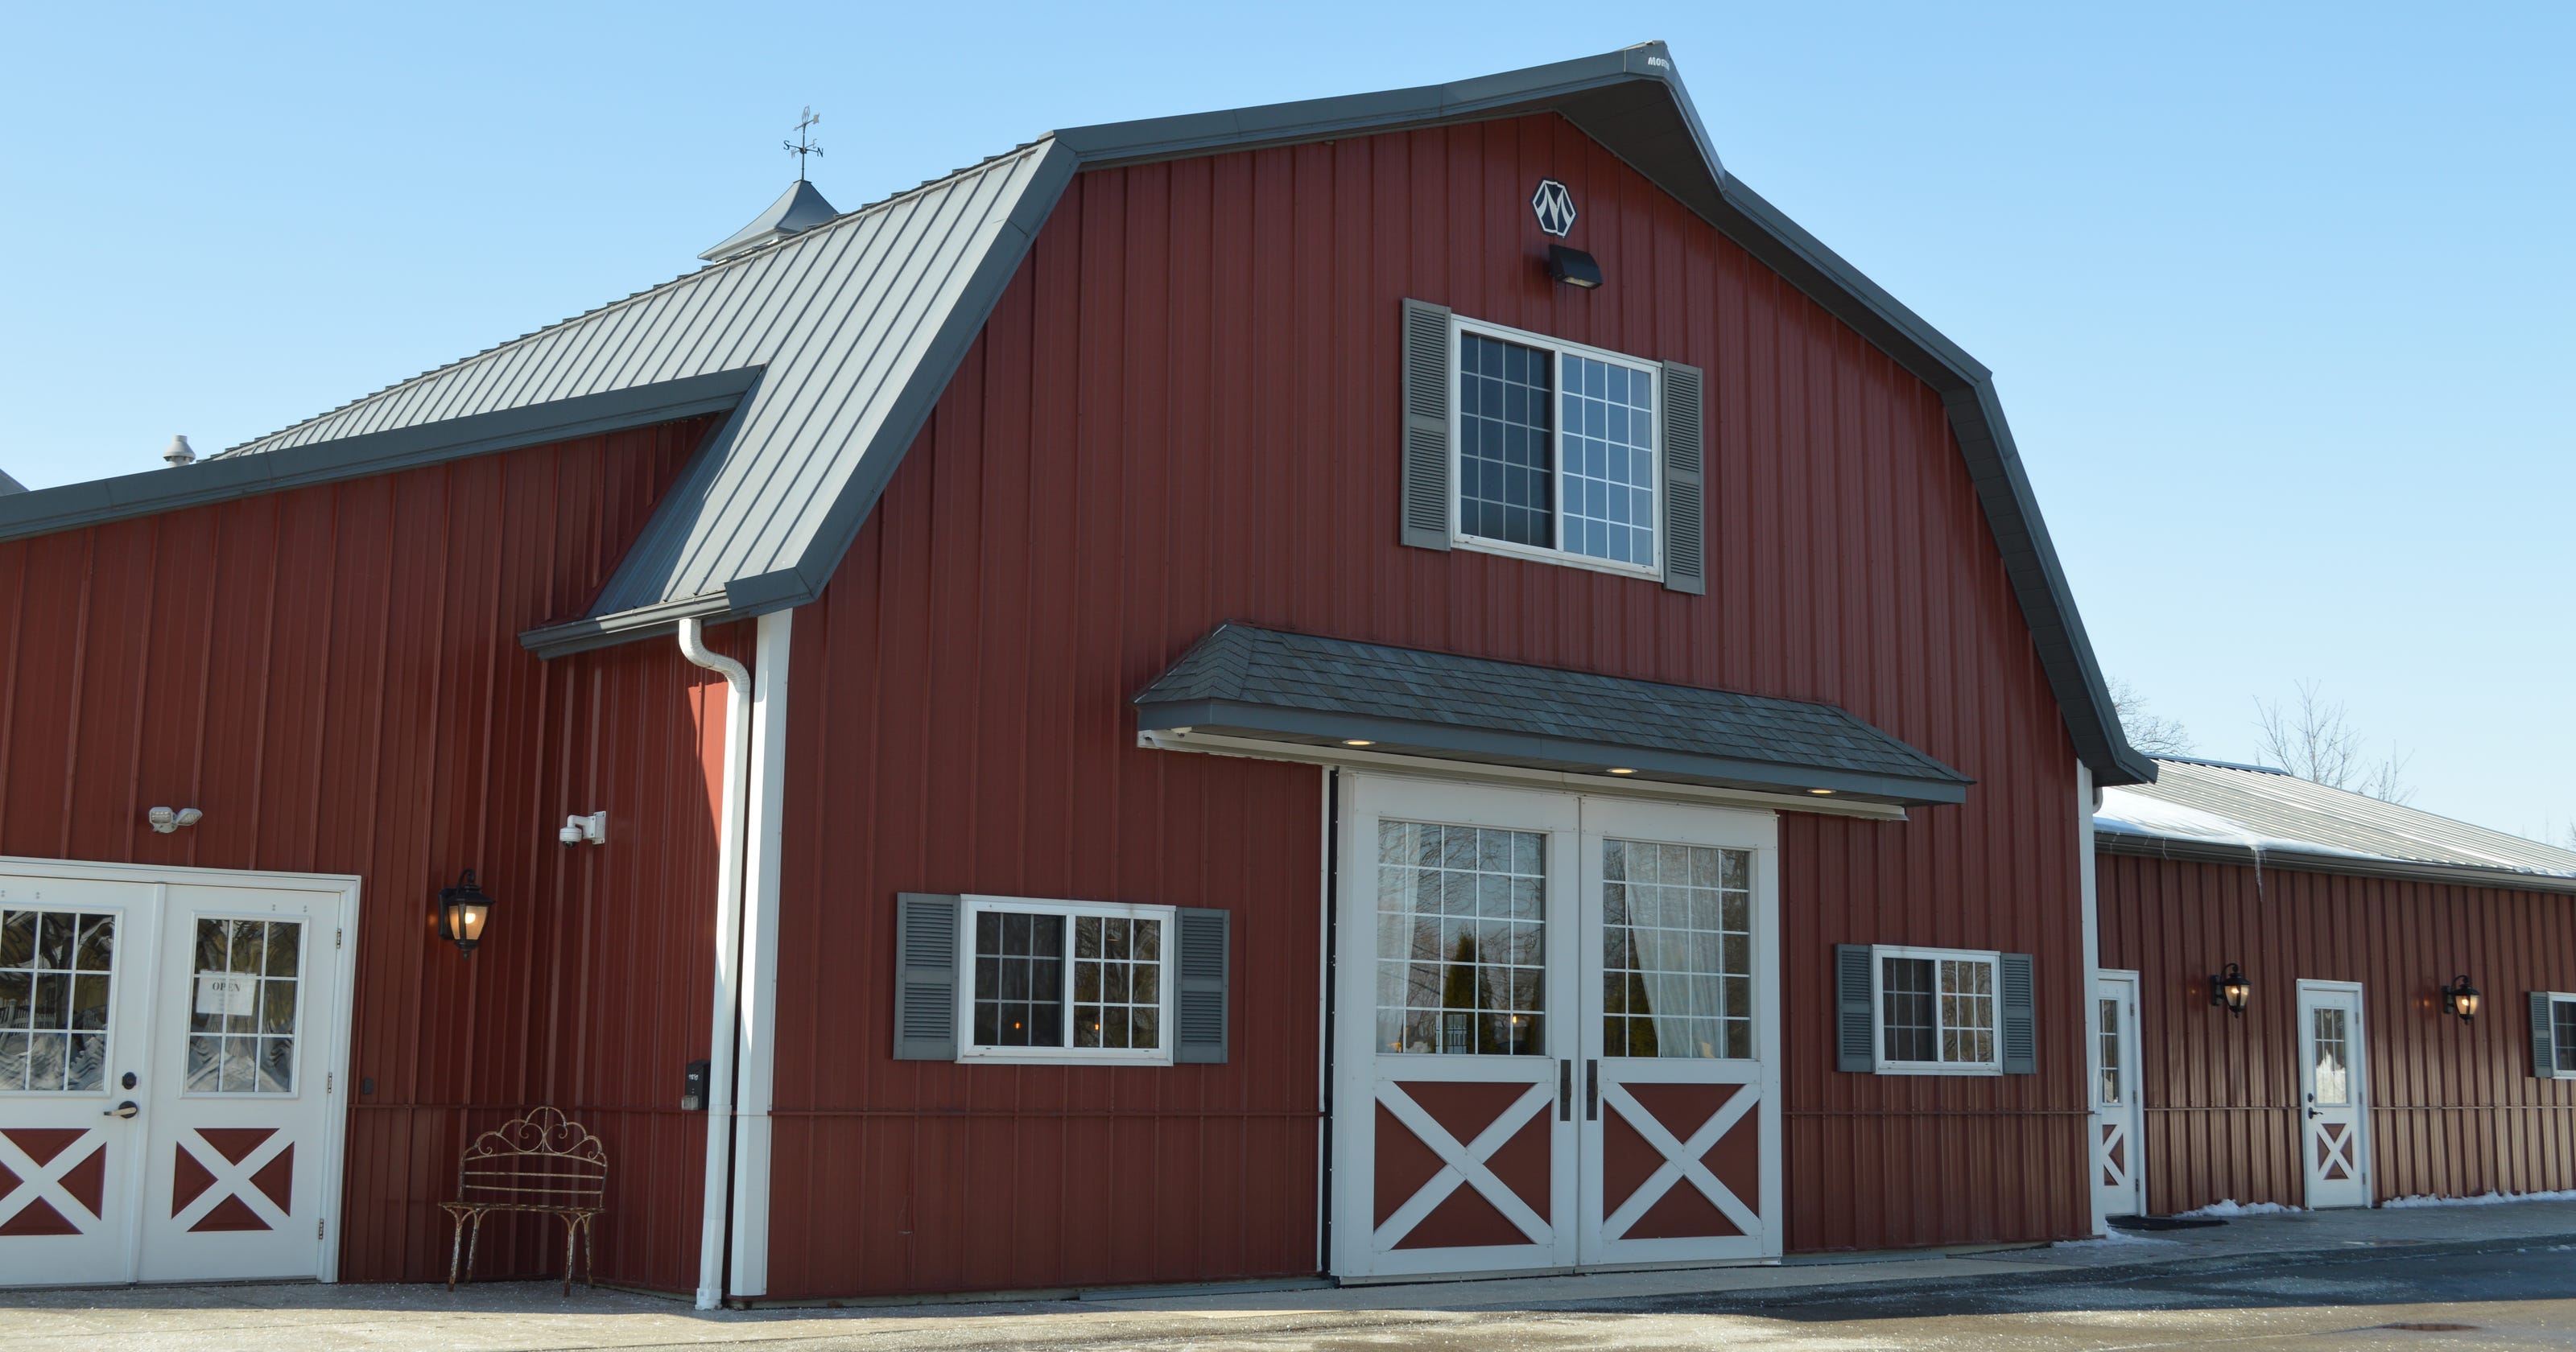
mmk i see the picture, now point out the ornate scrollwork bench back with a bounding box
[440,1106,607,1294]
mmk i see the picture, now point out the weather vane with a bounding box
[784,106,824,182]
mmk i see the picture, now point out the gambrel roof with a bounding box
[0,42,2155,785]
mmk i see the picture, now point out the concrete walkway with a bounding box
[10,1199,2576,1351]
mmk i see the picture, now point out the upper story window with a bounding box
[1453,318,1662,577]
[2541,992,2576,1078]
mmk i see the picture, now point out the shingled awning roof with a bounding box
[1134,625,1971,806]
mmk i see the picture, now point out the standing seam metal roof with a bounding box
[2101,758,2576,880]
[20,42,2152,785]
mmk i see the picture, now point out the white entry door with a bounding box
[2297,981,2370,1210]
[1331,774,1780,1280]
[0,861,358,1287]
[2091,971,2144,1221]
[1576,798,1780,1265]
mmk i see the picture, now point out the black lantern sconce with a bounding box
[436,869,493,957]
[2209,962,2251,1016]
[2440,975,2481,1022]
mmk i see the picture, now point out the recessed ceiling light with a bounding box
[1810,788,1835,795]
[1342,739,1376,747]
[1607,767,1637,776]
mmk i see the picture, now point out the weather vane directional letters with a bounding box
[785,106,824,181]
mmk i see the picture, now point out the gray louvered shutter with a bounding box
[1399,299,1454,550]
[1174,908,1231,1064]
[2535,992,2559,1079]
[1835,944,1875,1073]
[2000,953,2037,1075]
[1659,360,1706,596]
[893,893,960,1061]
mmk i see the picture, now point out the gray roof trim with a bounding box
[0,368,758,546]
[2095,825,2576,898]
[184,43,2149,789]
[519,590,735,659]
[1134,624,1971,807]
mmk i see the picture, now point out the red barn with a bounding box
[0,45,2169,1301]
[2091,757,2576,1219]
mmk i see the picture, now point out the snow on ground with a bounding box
[2175,1198,2303,1218]
[2054,1229,2185,1249]
[2383,1188,2576,1209]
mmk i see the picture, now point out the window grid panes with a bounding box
[1071,915,1162,1051]
[2312,1007,2351,1106]
[1880,950,1999,1068]
[2557,1000,2576,1075]
[2097,996,2123,1104]
[1376,820,1545,1056]
[186,917,299,1094]
[1558,352,1656,567]
[1457,334,1554,549]
[1941,958,1996,1065]
[972,911,1064,1049]
[0,909,114,1093]
[1603,840,1750,1059]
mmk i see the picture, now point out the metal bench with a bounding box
[440,1106,605,1295]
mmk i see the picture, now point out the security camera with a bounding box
[558,811,607,847]
[558,822,585,846]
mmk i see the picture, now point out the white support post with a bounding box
[728,610,793,1298]
[2077,760,2106,1237]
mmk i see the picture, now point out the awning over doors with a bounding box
[1133,624,1971,806]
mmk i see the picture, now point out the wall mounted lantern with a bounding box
[436,869,493,956]
[2209,962,2251,1016]
[2440,975,2481,1022]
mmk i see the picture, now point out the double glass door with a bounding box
[0,864,355,1286]
[1331,776,1781,1279]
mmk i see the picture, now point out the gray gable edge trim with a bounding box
[2095,825,2576,898]
[0,368,761,547]
[1138,697,1968,806]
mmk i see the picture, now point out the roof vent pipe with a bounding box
[163,435,196,467]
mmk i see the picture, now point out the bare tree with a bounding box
[2252,679,2413,803]
[2106,676,2194,756]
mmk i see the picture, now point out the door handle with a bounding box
[103,1100,138,1119]
[1558,1059,1573,1122]
[1586,1059,1600,1122]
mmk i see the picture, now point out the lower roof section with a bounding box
[1133,624,1971,807]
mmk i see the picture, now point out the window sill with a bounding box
[1453,534,1663,583]
[956,1050,1174,1067]
[1872,1062,2002,1078]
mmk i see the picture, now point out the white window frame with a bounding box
[2547,992,2576,1079]
[1449,314,1664,582]
[954,895,1179,1066]
[1872,944,2003,1076]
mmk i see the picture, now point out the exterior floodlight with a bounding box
[1546,245,1603,289]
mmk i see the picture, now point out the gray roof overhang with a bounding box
[4,44,2151,788]
[2095,822,2576,897]
[1136,624,1971,807]
[0,368,758,548]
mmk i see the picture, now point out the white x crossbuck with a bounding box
[0,1127,105,1233]
[173,1128,293,1232]
[1599,1082,1757,1239]
[1373,1081,1553,1251]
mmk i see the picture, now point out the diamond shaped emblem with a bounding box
[1530,179,1576,238]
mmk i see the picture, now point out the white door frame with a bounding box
[0,856,361,1284]
[2294,979,2372,1210]
[1574,795,1781,1267]
[2090,970,2145,1221]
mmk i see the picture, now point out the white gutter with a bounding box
[679,616,751,1310]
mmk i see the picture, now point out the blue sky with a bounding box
[3,2,2567,839]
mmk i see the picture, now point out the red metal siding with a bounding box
[2099,852,2576,1212]
[766,111,2088,1297]
[0,417,743,1291]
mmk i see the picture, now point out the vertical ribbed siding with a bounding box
[764,109,2091,1300]
[2099,852,2576,1214]
[0,416,734,1292]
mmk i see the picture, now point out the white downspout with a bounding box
[2078,760,2105,1237]
[679,615,751,1310]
